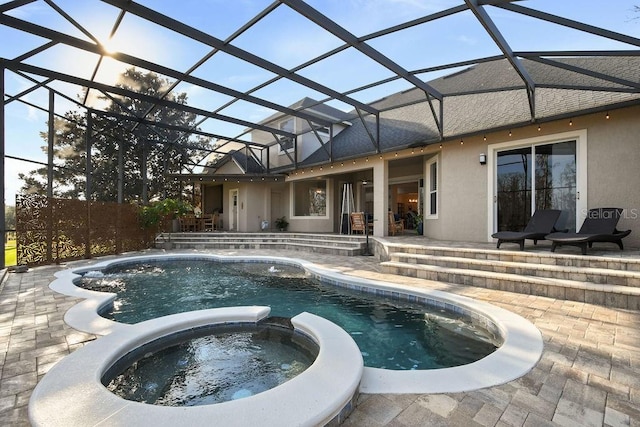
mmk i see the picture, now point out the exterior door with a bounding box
[496,140,578,232]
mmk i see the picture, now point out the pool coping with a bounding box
[48,252,543,394]
[29,306,363,427]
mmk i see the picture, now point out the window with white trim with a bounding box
[293,180,327,217]
[426,157,438,217]
[278,118,295,154]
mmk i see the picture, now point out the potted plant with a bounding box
[415,214,424,235]
[275,216,289,231]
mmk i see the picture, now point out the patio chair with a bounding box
[350,212,366,234]
[546,207,631,255]
[388,211,404,236]
[492,209,562,251]
[180,215,197,232]
[202,214,214,232]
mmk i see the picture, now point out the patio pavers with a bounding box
[1,245,639,426]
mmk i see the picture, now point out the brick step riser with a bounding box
[390,256,640,287]
[161,233,365,243]
[156,242,363,256]
[381,264,640,310]
[164,239,363,248]
[389,248,640,272]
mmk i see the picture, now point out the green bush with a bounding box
[138,198,193,228]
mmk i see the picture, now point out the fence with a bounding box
[16,195,160,266]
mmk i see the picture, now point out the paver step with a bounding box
[386,244,640,271]
[154,233,367,256]
[380,260,640,310]
[159,233,365,243]
[389,253,640,287]
[165,237,363,249]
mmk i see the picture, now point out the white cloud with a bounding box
[26,105,40,122]
[456,35,478,46]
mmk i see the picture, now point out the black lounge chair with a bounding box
[546,207,631,255]
[492,209,562,251]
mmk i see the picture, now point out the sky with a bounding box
[2,0,640,205]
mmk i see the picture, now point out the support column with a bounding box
[372,159,388,236]
[85,112,92,200]
[0,64,5,269]
[117,140,124,204]
[161,154,168,200]
[84,112,92,259]
[47,90,54,198]
[141,142,148,204]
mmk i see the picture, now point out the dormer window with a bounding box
[278,118,295,154]
[311,122,330,137]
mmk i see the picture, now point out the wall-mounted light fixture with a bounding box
[479,153,487,165]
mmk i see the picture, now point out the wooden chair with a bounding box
[213,213,220,230]
[180,215,197,232]
[388,211,404,236]
[202,214,214,232]
[350,212,366,234]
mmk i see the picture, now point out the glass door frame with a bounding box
[486,130,588,241]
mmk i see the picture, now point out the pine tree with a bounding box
[19,68,213,203]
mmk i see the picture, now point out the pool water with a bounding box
[103,323,318,406]
[79,259,498,370]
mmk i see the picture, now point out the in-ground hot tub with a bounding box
[103,319,320,406]
[29,307,364,427]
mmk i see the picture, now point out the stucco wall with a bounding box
[584,106,640,249]
[242,183,270,232]
[427,105,640,249]
[430,140,489,242]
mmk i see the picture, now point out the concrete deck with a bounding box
[1,240,639,426]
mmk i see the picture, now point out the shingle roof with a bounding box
[207,150,266,174]
[257,97,352,127]
[300,56,640,166]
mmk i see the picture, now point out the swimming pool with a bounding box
[78,258,498,370]
[48,252,543,394]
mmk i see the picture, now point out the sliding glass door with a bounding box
[496,140,577,233]
[497,147,531,232]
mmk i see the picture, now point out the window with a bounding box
[311,122,330,137]
[426,158,438,217]
[278,118,295,154]
[293,180,327,216]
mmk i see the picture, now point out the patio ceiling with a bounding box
[2,0,640,175]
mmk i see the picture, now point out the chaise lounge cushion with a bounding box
[492,209,562,251]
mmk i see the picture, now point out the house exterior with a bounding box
[192,57,640,249]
